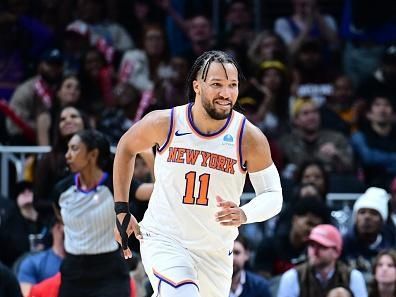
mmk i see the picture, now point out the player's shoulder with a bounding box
[241,119,269,147]
[143,108,172,124]
[136,109,173,134]
[142,104,187,128]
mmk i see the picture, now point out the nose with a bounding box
[65,150,71,160]
[219,86,231,99]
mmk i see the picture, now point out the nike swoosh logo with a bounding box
[228,250,233,256]
[175,130,192,136]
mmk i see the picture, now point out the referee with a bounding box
[51,130,135,297]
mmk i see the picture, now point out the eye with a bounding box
[212,83,221,87]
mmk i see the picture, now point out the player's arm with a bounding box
[240,121,283,223]
[113,109,170,258]
[215,121,282,226]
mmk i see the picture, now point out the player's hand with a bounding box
[215,196,247,227]
[114,213,142,259]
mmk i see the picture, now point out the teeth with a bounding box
[215,100,230,106]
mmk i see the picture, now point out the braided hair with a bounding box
[185,50,245,102]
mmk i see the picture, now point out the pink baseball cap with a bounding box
[308,224,342,253]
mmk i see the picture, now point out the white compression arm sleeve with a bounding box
[241,163,283,224]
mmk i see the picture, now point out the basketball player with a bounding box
[113,50,283,297]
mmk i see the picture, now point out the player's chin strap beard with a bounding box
[114,202,131,251]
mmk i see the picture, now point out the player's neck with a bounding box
[190,103,229,134]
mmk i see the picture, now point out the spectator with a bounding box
[279,98,353,177]
[277,224,367,297]
[34,0,73,36]
[17,216,64,297]
[0,0,55,70]
[52,129,152,297]
[74,0,134,54]
[254,197,331,278]
[294,159,329,199]
[369,249,396,297]
[230,235,272,297]
[326,287,354,297]
[155,0,212,57]
[133,154,152,183]
[341,0,396,86]
[290,38,337,107]
[0,181,45,267]
[78,47,115,115]
[239,60,290,135]
[154,55,190,108]
[343,188,395,280]
[350,94,396,188]
[34,106,89,219]
[357,46,396,109]
[40,74,82,147]
[54,75,82,112]
[220,0,254,65]
[97,82,140,145]
[0,194,14,228]
[141,24,169,83]
[0,11,26,101]
[181,15,216,65]
[121,0,163,48]
[6,48,64,145]
[62,21,91,75]
[320,74,364,136]
[387,178,396,240]
[118,48,153,93]
[247,31,288,73]
[274,0,339,55]
[0,261,23,297]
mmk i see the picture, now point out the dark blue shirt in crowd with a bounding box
[230,270,272,297]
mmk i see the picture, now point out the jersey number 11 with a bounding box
[183,171,210,206]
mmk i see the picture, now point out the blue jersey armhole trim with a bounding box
[238,117,248,171]
[157,108,174,152]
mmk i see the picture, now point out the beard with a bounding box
[202,96,233,120]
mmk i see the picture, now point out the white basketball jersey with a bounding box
[140,104,247,250]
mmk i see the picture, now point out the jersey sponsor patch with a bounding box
[222,134,234,146]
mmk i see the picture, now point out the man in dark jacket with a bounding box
[230,234,271,297]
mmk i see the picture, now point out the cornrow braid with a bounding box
[185,50,245,102]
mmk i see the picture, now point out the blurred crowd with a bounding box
[0,0,396,296]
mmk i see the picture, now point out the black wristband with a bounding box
[114,201,130,214]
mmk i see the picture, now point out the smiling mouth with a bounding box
[214,100,231,107]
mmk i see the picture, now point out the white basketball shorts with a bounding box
[139,227,233,297]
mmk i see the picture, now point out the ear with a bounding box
[89,148,99,163]
[193,80,200,96]
[244,249,251,261]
